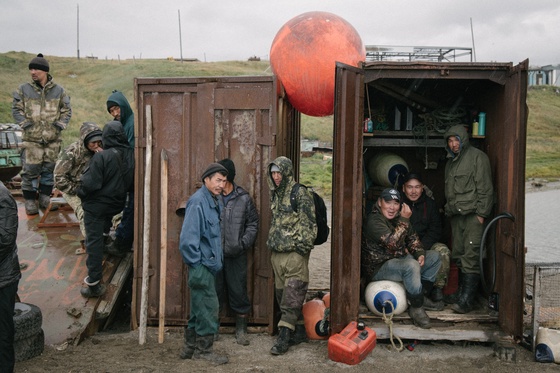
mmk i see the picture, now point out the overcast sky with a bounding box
[1,1,558,67]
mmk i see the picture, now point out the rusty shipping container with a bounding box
[133,60,528,341]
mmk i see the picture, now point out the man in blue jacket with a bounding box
[179,163,229,365]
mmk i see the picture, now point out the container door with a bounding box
[133,76,278,330]
[491,60,528,337]
[330,62,364,333]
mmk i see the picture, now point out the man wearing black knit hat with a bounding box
[12,53,72,215]
[215,158,258,346]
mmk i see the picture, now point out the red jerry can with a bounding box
[328,321,376,365]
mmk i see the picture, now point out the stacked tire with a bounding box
[13,302,44,362]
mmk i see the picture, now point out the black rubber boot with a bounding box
[270,326,292,355]
[421,281,444,310]
[235,315,250,346]
[193,334,228,365]
[80,283,106,298]
[38,184,57,211]
[444,270,464,304]
[105,237,128,257]
[103,235,114,253]
[451,274,480,314]
[289,324,308,346]
[407,292,431,329]
[179,327,196,359]
[431,287,444,302]
[23,190,38,215]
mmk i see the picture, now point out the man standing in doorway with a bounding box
[443,124,493,314]
[12,53,72,215]
[179,163,229,365]
[266,156,316,355]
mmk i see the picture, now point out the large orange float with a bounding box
[270,11,365,117]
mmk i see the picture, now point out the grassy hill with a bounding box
[1,52,558,181]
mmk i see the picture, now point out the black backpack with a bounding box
[290,183,330,245]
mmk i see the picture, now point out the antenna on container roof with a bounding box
[470,17,477,62]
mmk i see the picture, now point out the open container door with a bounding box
[330,62,365,333]
[490,59,529,338]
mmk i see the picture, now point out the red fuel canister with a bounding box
[328,321,376,365]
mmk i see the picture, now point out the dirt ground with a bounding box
[14,179,560,372]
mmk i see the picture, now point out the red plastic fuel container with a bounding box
[328,321,376,365]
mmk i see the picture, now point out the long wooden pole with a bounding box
[139,105,153,345]
[158,149,168,343]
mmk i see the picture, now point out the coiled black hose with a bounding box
[480,212,515,294]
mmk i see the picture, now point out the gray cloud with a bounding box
[1,0,558,66]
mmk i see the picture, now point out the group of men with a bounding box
[362,123,493,328]
[178,155,316,364]
[11,54,135,298]
[3,53,495,369]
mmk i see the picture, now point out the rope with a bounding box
[318,307,330,335]
[381,300,404,352]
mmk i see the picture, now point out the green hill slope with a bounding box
[1,52,558,179]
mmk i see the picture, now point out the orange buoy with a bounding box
[270,11,365,117]
[302,298,330,340]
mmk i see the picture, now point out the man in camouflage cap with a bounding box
[54,122,104,253]
[12,53,72,215]
[266,156,317,355]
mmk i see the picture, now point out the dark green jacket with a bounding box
[107,91,134,148]
[266,156,316,256]
[444,124,493,218]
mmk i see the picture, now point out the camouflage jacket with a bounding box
[266,156,316,256]
[54,122,102,195]
[12,75,72,143]
[361,207,425,281]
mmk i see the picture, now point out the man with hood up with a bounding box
[443,124,493,314]
[105,90,135,256]
[266,156,316,356]
[54,122,104,253]
[77,121,134,298]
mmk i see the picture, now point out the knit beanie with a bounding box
[218,158,236,182]
[28,53,50,72]
[201,163,228,182]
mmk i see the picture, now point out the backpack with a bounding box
[290,183,330,245]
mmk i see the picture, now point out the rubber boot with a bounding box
[80,283,106,298]
[179,327,196,359]
[235,315,250,346]
[421,281,444,311]
[431,287,444,302]
[105,237,127,257]
[24,199,38,215]
[39,185,57,211]
[444,270,464,304]
[193,334,228,365]
[289,324,308,346]
[270,326,292,355]
[23,190,38,215]
[451,274,480,314]
[407,292,431,329]
[103,235,114,254]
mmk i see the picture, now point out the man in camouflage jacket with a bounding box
[54,122,103,242]
[266,156,316,355]
[12,53,72,215]
[361,188,442,329]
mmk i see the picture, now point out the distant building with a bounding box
[528,65,560,87]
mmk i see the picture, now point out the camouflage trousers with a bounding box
[20,140,61,192]
[62,193,86,238]
[429,242,450,288]
[271,251,309,331]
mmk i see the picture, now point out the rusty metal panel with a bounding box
[330,62,364,334]
[133,76,279,330]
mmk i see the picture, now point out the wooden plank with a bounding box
[98,253,134,323]
[369,322,504,341]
